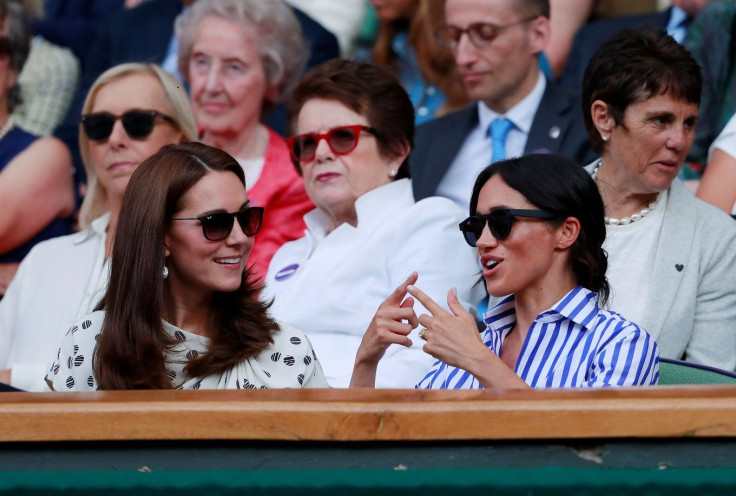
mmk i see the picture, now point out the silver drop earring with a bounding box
[163,265,169,279]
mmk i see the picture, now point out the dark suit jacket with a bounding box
[30,0,124,69]
[410,80,597,201]
[560,9,671,92]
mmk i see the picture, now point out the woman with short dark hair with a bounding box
[351,154,659,389]
[581,28,736,371]
[47,143,327,390]
[265,59,482,388]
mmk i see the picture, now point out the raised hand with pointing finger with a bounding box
[351,272,420,387]
[408,284,528,389]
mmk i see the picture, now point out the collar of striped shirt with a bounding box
[484,286,599,334]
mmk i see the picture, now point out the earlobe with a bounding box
[556,217,581,250]
[529,16,551,55]
[386,142,410,178]
[591,100,614,137]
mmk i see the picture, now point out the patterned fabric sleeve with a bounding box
[46,313,102,392]
[586,320,660,387]
[275,321,329,388]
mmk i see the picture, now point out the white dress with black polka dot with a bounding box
[46,311,328,391]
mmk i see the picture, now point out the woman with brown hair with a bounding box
[0,62,195,392]
[369,0,467,124]
[47,142,326,390]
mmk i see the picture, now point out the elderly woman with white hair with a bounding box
[177,0,315,280]
[0,63,197,391]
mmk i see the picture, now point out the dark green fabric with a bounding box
[3,468,736,495]
[658,361,736,385]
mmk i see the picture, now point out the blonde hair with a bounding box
[77,63,198,229]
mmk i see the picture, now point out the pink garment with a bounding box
[247,128,313,282]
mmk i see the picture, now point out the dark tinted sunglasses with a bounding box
[81,110,176,141]
[172,206,264,241]
[287,125,376,162]
[459,208,559,246]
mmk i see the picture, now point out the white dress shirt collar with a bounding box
[302,179,413,243]
[75,212,111,245]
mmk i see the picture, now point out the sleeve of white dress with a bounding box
[1,246,62,391]
[376,196,484,389]
[0,254,25,369]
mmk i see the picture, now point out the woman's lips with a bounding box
[198,101,228,113]
[316,172,340,182]
[214,256,243,270]
[481,256,502,278]
[107,161,137,172]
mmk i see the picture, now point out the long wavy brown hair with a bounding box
[93,142,278,389]
[372,0,468,115]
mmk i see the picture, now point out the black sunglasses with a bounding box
[81,110,176,141]
[287,125,376,162]
[171,206,264,241]
[459,208,559,246]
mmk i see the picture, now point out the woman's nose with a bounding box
[226,218,249,246]
[475,223,499,249]
[667,124,690,151]
[107,119,128,146]
[314,137,335,162]
[204,65,222,92]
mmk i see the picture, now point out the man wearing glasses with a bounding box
[410,0,596,211]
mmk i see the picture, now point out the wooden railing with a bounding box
[3,385,736,442]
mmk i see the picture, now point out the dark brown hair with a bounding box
[372,0,468,115]
[93,142,278,389]
[287,58,414,179]
[582,27,702,153]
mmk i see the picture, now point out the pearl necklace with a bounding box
[592,162,661,226]
[0,117,14,142]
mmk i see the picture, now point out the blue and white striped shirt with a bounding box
[416,287,659,389]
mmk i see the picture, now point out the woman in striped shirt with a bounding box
[351,153,659,389]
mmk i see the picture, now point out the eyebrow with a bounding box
[195,201,250,217]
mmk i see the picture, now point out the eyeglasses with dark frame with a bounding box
[459,208,559,247]
[171,206,264,242]
[81,110,177,142]
[287,125,376,162]
[436,16,540,51]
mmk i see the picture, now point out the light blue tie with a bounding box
[489,118,514,164]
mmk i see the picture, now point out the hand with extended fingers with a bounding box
[408,284,487,371]
[408,284,529,389]
[350,272,420,387]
